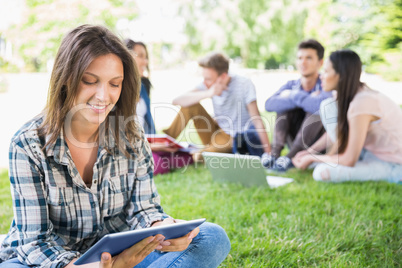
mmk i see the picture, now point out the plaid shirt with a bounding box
[0,115,168,267]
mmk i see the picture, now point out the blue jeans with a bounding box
[0,222,231,268]
[315,98,402,183]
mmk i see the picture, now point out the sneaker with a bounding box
[272,156,294,173]
[261,153,276,168]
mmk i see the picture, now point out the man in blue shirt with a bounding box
[263,39,332,172]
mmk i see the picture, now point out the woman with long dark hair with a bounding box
[293,50,402,183]
[124,39,193,175]
[0,25,230,267]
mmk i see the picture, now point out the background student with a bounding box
[292,49,402,183]
[0,25,230,268]
[264,39,332,172]
[125,39,193,175]
[124,39,152,97]
[164,52,272,162]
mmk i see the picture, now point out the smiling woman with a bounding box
[0,24,230,268]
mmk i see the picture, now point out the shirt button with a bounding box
[93,179,98,184]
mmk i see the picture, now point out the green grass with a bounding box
[152,166,402,267]
[1,165,401,267]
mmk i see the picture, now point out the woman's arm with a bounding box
[294,114,373,169]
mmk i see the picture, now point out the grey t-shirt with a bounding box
[196,74,257,136]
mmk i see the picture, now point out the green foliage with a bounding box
[179,0,308,69]
[108,0,124,7]
[0,170,12,232]
[99,10,118,29]
[305,0,402,80]
[0,57,19,73]
[26,0,54,8]
[4,0,139,72]
[179,0,401,80]
[22,14,38,30]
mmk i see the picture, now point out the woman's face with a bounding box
[73,53,123,127]
[132,44,148,77]
[321,59,340,92]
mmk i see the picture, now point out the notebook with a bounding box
[145,134,204,153]
[202,152,294,188]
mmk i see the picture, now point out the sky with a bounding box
[0,0,24,31]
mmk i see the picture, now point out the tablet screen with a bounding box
[74,218,206,265]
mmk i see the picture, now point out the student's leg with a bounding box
[163,103,218,145]
[0,258,30,268]
[286,112,325,158]
[313,149,402,183]
[272,109,304,158]
[192,130,233,162]
[134,222,231,268]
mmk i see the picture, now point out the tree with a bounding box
[178,0,309,69]
[4,0,139,71]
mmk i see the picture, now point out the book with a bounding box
[145,134,204,153]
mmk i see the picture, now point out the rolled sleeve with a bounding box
[265,81,298,113]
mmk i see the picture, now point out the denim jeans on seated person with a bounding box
[313,149,402,183]
[314,98,402,183]
[232,124,264,156]
[0,222,231,268]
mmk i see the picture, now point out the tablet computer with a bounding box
[74,218,206,265]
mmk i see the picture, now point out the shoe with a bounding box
[261,153,276,168]
[272,156,294,173]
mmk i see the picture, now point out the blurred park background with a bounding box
[0,0,401,168]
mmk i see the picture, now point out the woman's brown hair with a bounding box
[330,50,363,154]
[39,24,141,156]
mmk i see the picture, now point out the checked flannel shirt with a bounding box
[0,115,169,267]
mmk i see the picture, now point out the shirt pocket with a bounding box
[105,173,135,217]
[47,186,78,231]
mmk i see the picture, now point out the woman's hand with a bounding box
[209,76,228,97]
[151,218,200,252]
[293,147,318,160]
[293,150,310,159]
[99,234,165,268]
[292,154,315,170]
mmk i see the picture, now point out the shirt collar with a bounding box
[45,126,118,166]
[297,76,322,92]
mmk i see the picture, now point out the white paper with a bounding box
[266,176,294,188]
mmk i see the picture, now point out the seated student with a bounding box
[292,49,402,183]
[124,39,152,98]
[164,52,272,162]
[264,39,332,172]
[0,25,230,268]
[125,39,193,175]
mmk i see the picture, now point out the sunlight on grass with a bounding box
[1,165,401,266]
[154,165,402,267]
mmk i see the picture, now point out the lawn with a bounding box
[0,165,401,267]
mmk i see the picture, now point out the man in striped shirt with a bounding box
[163,52,271,162]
